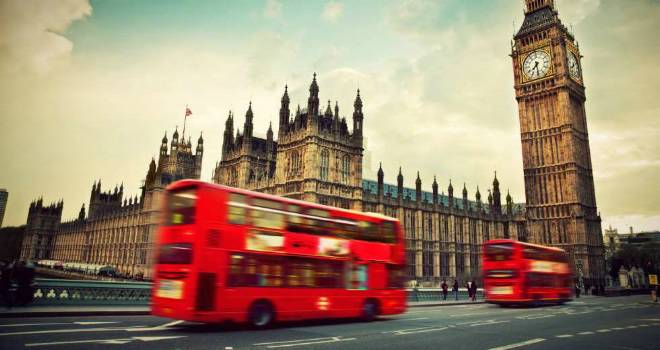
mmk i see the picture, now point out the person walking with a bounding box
[575,283,581,298]
[471,280,478,301]
[452,279,459,301]
[441,280,448,300]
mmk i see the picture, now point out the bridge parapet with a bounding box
[29,278,152,306]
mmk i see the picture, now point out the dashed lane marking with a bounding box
[488,338,546,350]
[254,336,356,348]
[469,320,510,327]
[0,321,119,328]
[578,331,594,335]
[556,335,573,338]
[25,336,186,347]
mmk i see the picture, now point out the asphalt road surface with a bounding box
[1,295,658,350]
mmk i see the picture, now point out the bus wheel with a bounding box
[361,299,379,322]
[248,301,275,328]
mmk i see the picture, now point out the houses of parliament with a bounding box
[19,0,605,285]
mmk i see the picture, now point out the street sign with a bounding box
[649,274,658,285]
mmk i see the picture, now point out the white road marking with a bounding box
[640,319,660,321]
[382,327,432,334]
[520,314,556,320]
[449,312,492,317]
[0,321,119,328]
[488,338,546,350]
[0,327,121,337]
[126,320,184,332]
[397,317,429,321]
[25,335,186,347]
[638,324,649,327]
[596,329,611,333]
[254,337,355,348]
[611,327,625,330]
[394,327,448,335]
[578,331,594,335]
[470,320,510,327]
[556,335,573,338]
[626,326,638,329]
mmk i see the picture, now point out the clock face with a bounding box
[567,51,581,79]
[522,50,551,80]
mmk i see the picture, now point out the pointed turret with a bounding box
[196,132,204,155]
[325,100,333,117]
[160,131,168,157]
[432,176,439,205]
[506,190,513,215]
[377,162,384,197]
[415,171,422,203]
[78,204,85,221]
[308,73,320,117]
[244,102,254,140]
[279,85,290,134]
[353,89,363,139]
[492,171,502,215]
[397,167,404,200]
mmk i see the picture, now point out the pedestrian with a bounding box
[471,280,478,301]
[575,283,581,298]
[15,261,35,306]
[0,262,14,309]
[651,284,658,303]
[441,280,448,301]
[452,279,459,301]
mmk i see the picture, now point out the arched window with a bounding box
[342,155,350,184]
[320,149,329,181]
[288,150,300,178]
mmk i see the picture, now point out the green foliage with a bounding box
[608,242,660,279]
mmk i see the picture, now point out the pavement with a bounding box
[1,295,658,350]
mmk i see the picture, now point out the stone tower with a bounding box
[213,73,364,210]
[511,0,605,285]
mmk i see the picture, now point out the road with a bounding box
[1,295,658,350]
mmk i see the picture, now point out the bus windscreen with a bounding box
[484,243,514,261]
[167,188,197,225]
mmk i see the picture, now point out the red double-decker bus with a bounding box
[151,180,407,327]
[482,239,573,306]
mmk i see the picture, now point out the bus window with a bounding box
[382,222,396,243]
[387,264,406,288]
[484,243,514,261]
[251,198,285,230]
[157,243,193,264]
[228,193,249,224]
[166,188,197,225]
[357,221,380,242]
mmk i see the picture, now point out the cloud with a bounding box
[556,0,601,24]
[321,1,344,23]
[263,0,282,19]
[0,0,92,75]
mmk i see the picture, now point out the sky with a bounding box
[1,0,659,234]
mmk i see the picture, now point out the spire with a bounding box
[280,85,290,132]
[161,131,168,144]
[415,171,422,193]
[308,73,320,116]
[173,126,179,140]
[448,179,454,198]
[244,101,254,139]
[334,101,339,118]
[352,89,364,138]
[462,183,468,198]
[432,176,439,204]
[476,186,482,202]
[325,100,333,117]
[397,167,403,187]
[377,162,384,180]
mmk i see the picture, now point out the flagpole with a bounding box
[183,105,188,140]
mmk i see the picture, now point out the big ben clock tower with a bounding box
[512,0,605,286]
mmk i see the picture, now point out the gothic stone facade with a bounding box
[512,0,605,285]
[213,74,525,285]
[21,129,203,279]
[213,74,364,211]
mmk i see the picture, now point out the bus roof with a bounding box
[484,239,566,253]
[166,179,399,223]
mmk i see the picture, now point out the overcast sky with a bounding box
[1,0,659,233]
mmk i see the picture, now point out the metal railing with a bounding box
[28,278,152,306]
[1,279,483,307]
